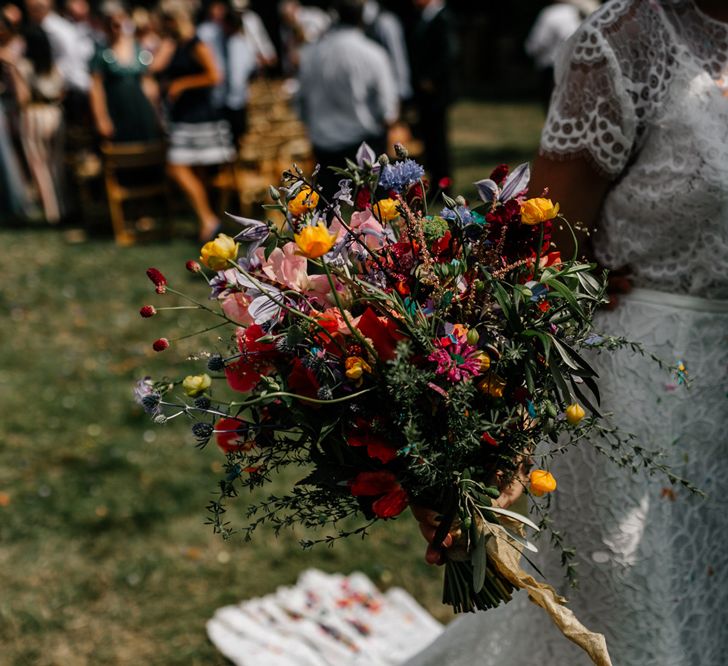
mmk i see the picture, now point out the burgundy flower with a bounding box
[152,337,169,352]
[355,186,371,211]
[489,164,509,186]
[146,267,167,294]
[139,305,156,318]
[348,433,398,463]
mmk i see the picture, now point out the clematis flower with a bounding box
[349,470,408,518]
[520,198,560,225]
[294,223,337,258]
[288,187,319,216]
[214,417,255,453]
[530,469,557,496]
[200,234,239,271]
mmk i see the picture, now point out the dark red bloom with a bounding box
[481,432,498,447]
[139,305,156,318]
[431,230,452,259]
[214,417,253,453]
[348,433,399,463]
[152,337,169,352]
[225,360,264,392]
[355,186,371,211]
[489,164,509,186]
[287,357,319,399]
[225,325,278,393]
[146,268,167,294]
[186,260,201,273]
[349,471,408,518]
[236,324,276,356]
[438,176,453,191]
[355,308,405,362]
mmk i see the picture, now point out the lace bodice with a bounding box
[541,0,728,298]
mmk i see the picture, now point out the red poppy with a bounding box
[225,325,277,393]
[355,308,404,362]
[215,417,253,453]
[349,471,408,518]
[348,433,398,463]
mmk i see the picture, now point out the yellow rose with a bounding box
[530,469,557,497]
[478,372,506,398]
[345,356,372,385]
[520,198,560,225]
[182,373,212,397]
[288,187,320,216]
[372,198,400,222]
[565,402,586,425]
[200,234,239,271]
[294,223,337,259]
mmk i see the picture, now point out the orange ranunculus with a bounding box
[294,223,337,258]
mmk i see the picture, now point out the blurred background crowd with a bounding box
[0,0,599,242]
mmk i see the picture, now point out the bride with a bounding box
[407,1,728,664]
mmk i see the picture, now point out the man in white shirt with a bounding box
[296,0,398,192]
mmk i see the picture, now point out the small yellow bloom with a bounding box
[520,198,560,225]
[530,469,557,496]
[200,234,239,271]
[182,373,212,397]
[474,351,491,372]
[372,197,400,222]
[288,187,319,216]
[294,222,337,259]
[565,402,586,425]
[345,356,372,383]
[478,373,506,398]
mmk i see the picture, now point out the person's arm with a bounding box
[88,71,114,139]
[529,153,611,260]
[167,40,221,102]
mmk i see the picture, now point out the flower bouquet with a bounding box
[135,145,676,664]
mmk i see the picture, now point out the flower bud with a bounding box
[565,402,586,425]
[466,328,480,345]
[268,185,281,201]
[185,260,201,273]
[394,143,408,159]
[146,267,167,294]
[152,338,170,352]
[139,305,156,318]
[378,153,390,166]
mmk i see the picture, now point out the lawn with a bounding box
[0,99,543,665]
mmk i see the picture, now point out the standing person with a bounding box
[295,0,398,194]
[0,9,34,220]
[198,0,257,146]
[278,0,330,76]
[154,0,235,242]
[24,0,92,122]
[234,0,277,70]
[410,0,456,191]
[89,0,161,143]
[363,0,411,103]
[15,25,67,223]
[525,0,599,109]
[408,1,728,665]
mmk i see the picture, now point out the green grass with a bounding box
[0,99,542,665]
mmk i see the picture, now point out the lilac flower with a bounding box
[379,159,425,192]
[334,179,354,206]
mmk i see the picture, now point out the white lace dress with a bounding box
[406,1,728,664]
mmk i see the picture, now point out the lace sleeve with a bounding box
[540,23,637,177]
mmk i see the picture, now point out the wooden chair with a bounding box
[100,141,170,246]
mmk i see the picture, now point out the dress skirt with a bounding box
[405,288,728,666]
[167,119,235,166]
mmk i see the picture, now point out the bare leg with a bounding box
[166,163,219,241]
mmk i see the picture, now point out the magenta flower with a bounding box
[428,335,484,383]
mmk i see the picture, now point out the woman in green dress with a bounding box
[89,0,160,143]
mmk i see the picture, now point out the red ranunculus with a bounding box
[348,433,399,463]
[215,417,253,453]
[349,471,408,518]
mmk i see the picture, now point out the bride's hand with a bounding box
[412,464,531,565]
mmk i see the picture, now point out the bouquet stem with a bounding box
[443,559,514,613]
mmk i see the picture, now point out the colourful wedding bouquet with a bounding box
[135,144,673,664]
